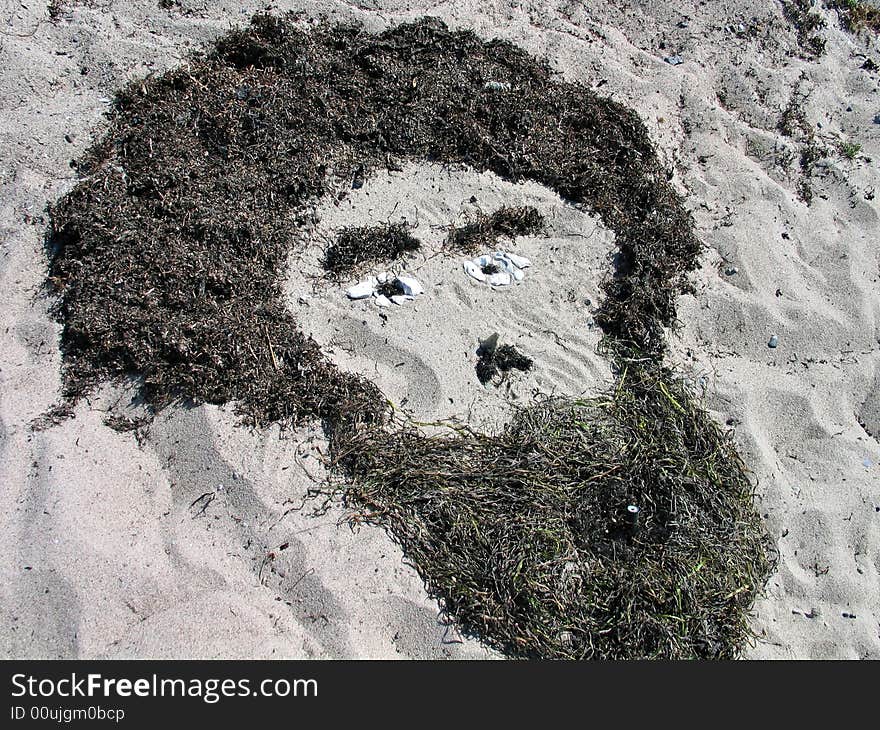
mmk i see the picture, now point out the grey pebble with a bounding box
[768,334,779,348]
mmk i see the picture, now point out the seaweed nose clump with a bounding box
[475,333,533,384]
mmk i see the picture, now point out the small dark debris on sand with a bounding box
[323,222,421,279]
[103,413,154,433]
[475,333,533,384]
[446,205,545,254]
[375,278,406,298]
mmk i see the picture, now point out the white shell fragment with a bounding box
[396,275,424,297]
[345,272,423,307]
[492,255,522,280]
[346,276,378,299]
[463,251,531,287]
[483,80,511,91]
[501,252,531,269]
[463,260,486,282]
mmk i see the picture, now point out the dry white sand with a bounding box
[1,0,878,659]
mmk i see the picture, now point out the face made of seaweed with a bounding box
[45,17,772,659]
[285,163,617,432]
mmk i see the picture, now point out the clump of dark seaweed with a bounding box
[782,0,828,57]
[331,369,775,659]
[446,205,546,255]
[44,14,772,659]
[495,345,533,374]
[826,1,880,34]
[375,278,406,298]
[323,222,421,279]
[475,333,533,384]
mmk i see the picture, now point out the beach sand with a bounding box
[1,0,877,658]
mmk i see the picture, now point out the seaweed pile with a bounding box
[332,370,772,659]
[826,1,880,34]
[45,14,773,659]
[783,0,828,57]
[475,334,533,385]
[323,222,421,279]
[445,205,545,254]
